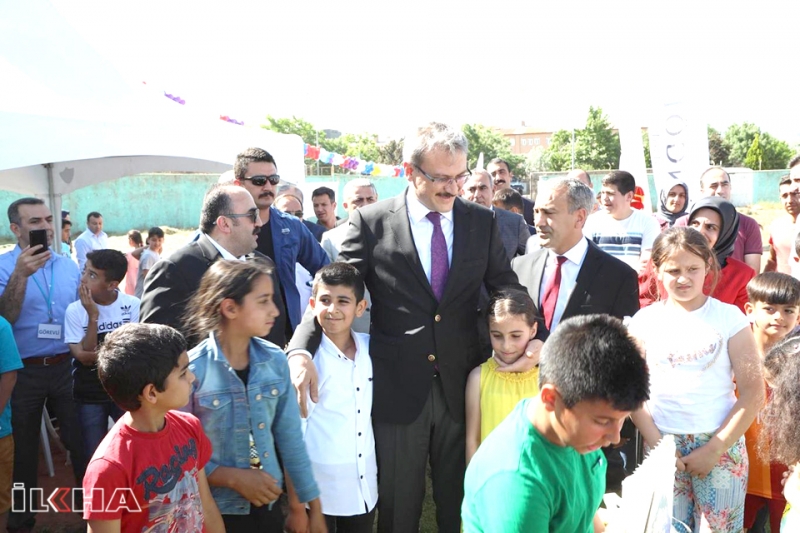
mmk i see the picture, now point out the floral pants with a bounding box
[671,433,748,533]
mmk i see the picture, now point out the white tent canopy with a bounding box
[0,0,304,239]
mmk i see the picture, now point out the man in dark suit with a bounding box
[512,177,639,338]
[461,168,527,260]
[511,177,639,492]
[140,183,287,346]
[288,123,527,533]
[487,157,535,225]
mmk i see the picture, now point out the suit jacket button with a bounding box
[434,314,441,322]
[428,354,436,362]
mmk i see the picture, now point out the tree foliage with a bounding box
[744,134,764,170]
[722,123,792,169]
[461,124,525,176]
[378,139,404,165]
[707,126,729,167]
[543,107,621,171]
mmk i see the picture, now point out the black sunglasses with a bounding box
[242,174,280,186]
[220,208,259,225]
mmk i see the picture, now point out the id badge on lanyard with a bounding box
[33,262,61,340]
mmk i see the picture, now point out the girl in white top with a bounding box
[628,226,763,533]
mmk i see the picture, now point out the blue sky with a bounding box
[50,0,800,143]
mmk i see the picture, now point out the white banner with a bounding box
[648,102,709,207]
[618,120,651,212]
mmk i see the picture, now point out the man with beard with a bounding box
[233,148,329,339]
[766,175,800,274]
[140,184,288,346]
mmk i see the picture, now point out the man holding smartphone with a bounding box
[0,198,85,533]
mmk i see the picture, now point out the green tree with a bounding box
[723,123,761,166]
[542,107,620,171]
[461,123,525,176]
[378,138,404,165]
[744,134,764,170]
[642,130,652,169]
[707,126,729,166]
[723,123,792,169]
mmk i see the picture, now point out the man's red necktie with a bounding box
[541,256,567,331]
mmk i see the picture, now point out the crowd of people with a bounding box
[1,121,800,533]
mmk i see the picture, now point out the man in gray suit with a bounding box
[461,169,528,260]
[317,178,378,333]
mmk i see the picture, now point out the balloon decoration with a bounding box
[303,144,404,177]
[158,83,401,176]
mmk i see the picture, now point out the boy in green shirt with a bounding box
[462,314,650,533]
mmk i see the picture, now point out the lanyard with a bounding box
[31,261,55,323]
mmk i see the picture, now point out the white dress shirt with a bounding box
[74,229,108,271]
[539,237,589,331]
[405,189,454,284]
[303,331,378,516]
[205,234,242,261]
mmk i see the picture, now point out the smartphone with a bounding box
[29,229,48,254]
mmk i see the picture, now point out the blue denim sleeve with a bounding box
[296,220,330,276]
[272,358,319,503]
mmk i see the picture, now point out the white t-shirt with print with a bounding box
[626,297,750,435]
[583,209,661,270]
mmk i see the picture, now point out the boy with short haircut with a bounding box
[583,170,661,274]
[462,314,649,533]
[0,317,22,533]
[295,262,376,532]
[83,323,223,532]
[65,249,140,459]
[134,226,164,298]
[742,272,800,532]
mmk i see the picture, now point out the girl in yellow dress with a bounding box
[465,288,540,464]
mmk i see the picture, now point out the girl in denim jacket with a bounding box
[183,259,326,533]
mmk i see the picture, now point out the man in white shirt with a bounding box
[583,170,661,274]
[74,211,108,272]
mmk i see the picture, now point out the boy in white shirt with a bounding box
[292,262,376,533]
[583,170,661,274]
[134,226,164,298]
[65,249,140,459]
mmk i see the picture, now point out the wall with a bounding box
[0,173,219,241]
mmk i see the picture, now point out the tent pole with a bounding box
[44,163,63,256]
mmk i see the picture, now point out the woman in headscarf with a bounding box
[638,197,755,312]
[653,179,688,230]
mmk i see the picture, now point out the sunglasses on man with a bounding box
[241,174,281,186]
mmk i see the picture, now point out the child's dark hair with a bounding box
[761,335,800,465]
[127,229,142,247]
[147,226,165,240]
[747,272,800,307]
[183,258,275,345]
[487,289,538,328]
[97,323,187,411]
[311,262,365,302]
[601,170,636,195]
[651,226,720,295]
[539,314,649,412]
[85,249,128,283]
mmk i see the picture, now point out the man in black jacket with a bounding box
[288,123,527,533]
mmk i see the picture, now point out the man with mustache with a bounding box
[140,183,288,346]
[233,148,329,340]
[288,123,527,533]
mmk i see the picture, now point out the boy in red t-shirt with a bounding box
[82,323,223,533]
[743,273,800,532]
